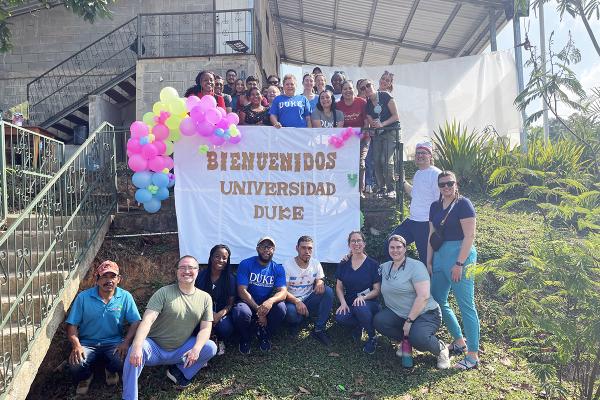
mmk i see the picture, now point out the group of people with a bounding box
[184,67,400,199]
[65,141,480,399]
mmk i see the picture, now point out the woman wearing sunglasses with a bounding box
[427,171,479,370]
[373,235,449,368]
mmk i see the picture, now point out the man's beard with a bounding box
[258,253,273,263]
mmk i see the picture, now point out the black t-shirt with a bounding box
[429,196,476,241]
[194,269,236,311]
[366,91,400,128]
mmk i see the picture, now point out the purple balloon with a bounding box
[216,118,230,130]
[197,120,214,137]
[205,108,221,125]
[210,135,226,146]
[179,117,197,136]
[186,95,201,112]
[200,94,217,108]
[226,112,240,126]
[229,132,242,144]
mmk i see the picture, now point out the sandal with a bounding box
[454,355,479,370]
[447,342,467,356]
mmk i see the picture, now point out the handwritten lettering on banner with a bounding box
[206,151,339,220]
[174,126,359,263]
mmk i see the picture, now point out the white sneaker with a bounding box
[437,347,450,369]
[217,340,226,356]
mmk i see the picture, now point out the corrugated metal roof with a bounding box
[269,0,509,66]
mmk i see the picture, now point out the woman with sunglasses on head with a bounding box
[427,171,479,370]
[302,73,319,111]
[311,90,344,128]
[363,79,400,199]
[373,235,449,368]
[194,245,236,356]
[335,231,381,354]
[239,87,270,126]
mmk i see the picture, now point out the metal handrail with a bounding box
[0,122,117,394]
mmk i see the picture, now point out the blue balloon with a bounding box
[135,188,152,203]
[151,172,169,188]
[132,171,153,189]
[155,187,169,201]
[167,175,176,188]
[143,198,161,213]
[215,128,225,137]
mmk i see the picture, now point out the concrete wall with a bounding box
[254,0,280,80]
[136,55,261,119]
[0,0,212,113]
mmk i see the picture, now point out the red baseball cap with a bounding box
[96,260,119,277]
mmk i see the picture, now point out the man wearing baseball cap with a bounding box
[66,260,141,397]
[232,236,287,354]
[387,140,441,264]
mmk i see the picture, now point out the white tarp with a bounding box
[174,126,360,264]
[302,50,521,153]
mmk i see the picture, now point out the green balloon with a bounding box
[164,140,174,155]
[142,112,155,126]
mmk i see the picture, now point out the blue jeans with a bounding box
[68,343,122,383]
[122,337,216,399]
[388,219,430,264]
[431,240,480,352]
[335,299,381,338]
[231,301,286,343]
[365,141,375,187]
[285,286,334,331]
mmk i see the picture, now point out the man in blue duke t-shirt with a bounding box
[232,236,287,354]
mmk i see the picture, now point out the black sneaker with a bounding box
[363,337,377,354]
[311,329,333,346]
[238,341,251,355]
[259,337,272,352]
[166,365,191,389]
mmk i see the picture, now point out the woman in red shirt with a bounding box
[184,71,226,109]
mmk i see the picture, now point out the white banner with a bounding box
[302,50,521,153]
[174,127,360,264]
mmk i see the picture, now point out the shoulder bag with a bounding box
[429,199,457,251]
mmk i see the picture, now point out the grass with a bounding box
[28,196,549,399]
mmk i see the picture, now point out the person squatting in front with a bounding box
[283,235,334,346]
[232,237,288,354]
[122,256,217,399]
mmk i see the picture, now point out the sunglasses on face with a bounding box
[438,181,456,188]
[268,80,279,85]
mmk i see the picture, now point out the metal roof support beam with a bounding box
[464,10,497,55]
[389,0,420,65]
[424,3,461,62]
[330,0,340,66]
[276,15,455,56]
[273,0,286,60]
[300,0,307,63]
[442,0,504,9]
[358,0,379,67]
[452,11,487,57]
[489,8,497,51]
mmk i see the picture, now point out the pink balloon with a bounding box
[153,140,166,154]
[130,121,149,138]
[148,156,165,172]
[210,135,226,146]
[226,112,240,125]
[197,121,214,137]
[217,107,226,118]
[128,154,148,172]
[200,94,217,108]
[229,133,242,144]
[152,123,170,140]
[141,143,159,160]
[205,108,220,124]
[186,95,201,111]
[127,138,142,154]
[190,106,205,123]
[179,117,197,136]
[216,118,230,130]
[342,129,352,140]
[162,156,174,170]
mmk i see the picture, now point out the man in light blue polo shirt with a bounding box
[66,260,141,396]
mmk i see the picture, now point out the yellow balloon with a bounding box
[142,112,155,126]
[168,98,187,115]
[168,130,181,142]
[166,115,182,130]
[153,101,168,115]
[160,87,179,103]
[229,129,239,137]
[148,133,155,143]
[164,140,174,155]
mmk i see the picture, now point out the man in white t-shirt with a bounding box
[388,141,441,263]
[283,236,334,346]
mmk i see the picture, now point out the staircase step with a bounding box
[1,293,50,324]
[0,324,38,378]
[0,270,68,297]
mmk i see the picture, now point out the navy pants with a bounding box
[285,286,334,331]
[231,301,286,343]
[335,300,380,338]
[388,219,430,264]
[68,343,122,383]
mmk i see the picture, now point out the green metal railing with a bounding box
[0,122,65,225]
[0,123,117,394]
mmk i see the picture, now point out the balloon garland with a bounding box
[126,87,242,213]
[328,127,362,148]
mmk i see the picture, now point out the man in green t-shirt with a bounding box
[122,256,217,399]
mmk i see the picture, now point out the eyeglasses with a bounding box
[438,181,456,188]
[259,244,275,250]
[350,239,364,244]
[415,151,430,156]
[177,266,199,271]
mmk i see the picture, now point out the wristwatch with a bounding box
[406,317,415,324]
[455,261,464,266]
